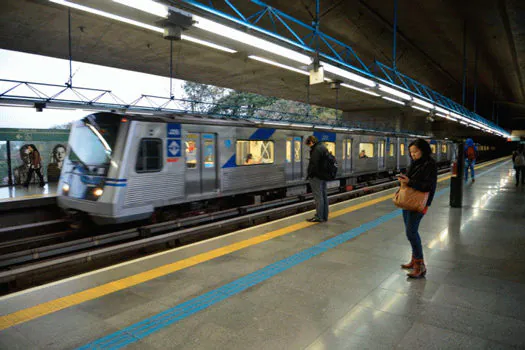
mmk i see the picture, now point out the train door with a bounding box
[185,132,217,195]
[342,138,352,173]
[285,136,302,181]
[378,140,386,169]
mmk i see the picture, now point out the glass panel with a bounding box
[431,144,437,154]
[389,143,395,157]
[68,117,119,167]
[379,142,385,157]
[203,134,215,168]
[441,144,447,153]
[136,139,162,172]
[0,141,7,185]
[294,139,301,162]
[323,142,336,156]
[359,143,374,158]
[286,139,292,163]
[185,134,198,169]
[346,140,352,159]
[400,143,405,156]
[236,140,275,165]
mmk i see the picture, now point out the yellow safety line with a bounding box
[0,157,508,330]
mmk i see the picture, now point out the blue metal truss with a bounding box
[0,79,422,137]
[175,0,507,135]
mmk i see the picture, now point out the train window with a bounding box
[203,135,215,168]
[442,144,447,153]
[294,139,301,162]
[400,143,405,156]
[136,138,162,173]
[342,140,352,160]
[359,143,374,158]
[379,141,385,157]
[286,139,292,163]
[185,137,198,169]
[323,142,336,156]
[236,140,274,165]
[389,143,395,157]
[431,144,437,154]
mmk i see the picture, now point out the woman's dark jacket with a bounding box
[406,156,438,206]
[307,142,328,179]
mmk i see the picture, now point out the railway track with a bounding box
[0,167,454,294]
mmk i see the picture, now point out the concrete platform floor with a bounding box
[0,183,57,203]
[0,159,524,349]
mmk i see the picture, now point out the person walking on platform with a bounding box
[464,138,478,183]
[23,144,45,188]
[397,139,437,278]
[512,144,525,187]
[305,135,329,222]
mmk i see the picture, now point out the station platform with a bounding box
[0,184,57,211]
[1,158,524,349]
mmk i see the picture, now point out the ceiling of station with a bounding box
[1,0,523,135]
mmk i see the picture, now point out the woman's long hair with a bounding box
[408,138,432,159]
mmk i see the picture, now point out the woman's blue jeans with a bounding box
[402,209,424,259]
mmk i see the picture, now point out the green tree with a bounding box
[210,91,277,117]
[182,81,230,113]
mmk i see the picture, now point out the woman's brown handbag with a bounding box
[393,184,429,213]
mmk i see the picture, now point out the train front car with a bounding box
[57,112,130,225]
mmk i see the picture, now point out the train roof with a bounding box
[85,112,437,139]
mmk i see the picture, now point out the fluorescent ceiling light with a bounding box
[194,15,311,65]
[459,121,468,125]
[112,0,168,17]
[435,106,449,115]
[248,56,309,75]
[322,63,376,87]
[412,97,434,109]
[445,116,458,122]
[290,123,313,128]
[262,121,290,126]
[341,83,380,97]
[314,125,331,129]
[378,84,412,100]
[49,0,164,33]
[382,96,406,106]
[183,35,236,53]
[435,113,447,118]
[412,105,430,113]
[332,127,349,131]
[52,1,236,53]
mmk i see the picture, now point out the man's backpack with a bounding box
[515,152,525,166]
[466,146,476,161]
[321,151,338,180]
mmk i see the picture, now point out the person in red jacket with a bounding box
[23,144,45,187]
[464,138,478,183]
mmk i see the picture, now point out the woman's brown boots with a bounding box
[407,259,426,278]
[401,256,415,269]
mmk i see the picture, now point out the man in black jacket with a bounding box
[305,135,329,222]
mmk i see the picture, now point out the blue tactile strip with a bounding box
[78,161,508,349]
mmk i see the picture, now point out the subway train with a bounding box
[57,112,459,225]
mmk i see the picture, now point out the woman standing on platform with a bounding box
[397,138,437,278]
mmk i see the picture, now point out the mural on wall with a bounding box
[0,128,70,186]
[47,144,66,182]
[11,142,68,185]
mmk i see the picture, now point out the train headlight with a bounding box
[62,183,70,193]
[93,188,104,197]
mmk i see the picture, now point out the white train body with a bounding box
[57,112,456,224]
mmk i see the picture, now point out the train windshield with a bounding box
[68,114,120,169]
